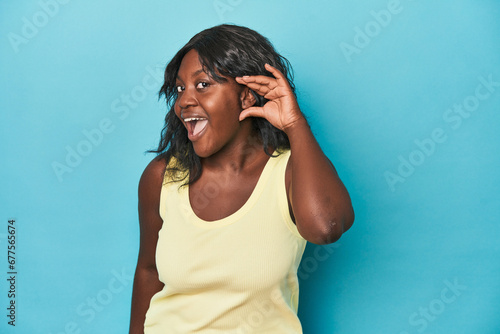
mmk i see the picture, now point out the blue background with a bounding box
[1,0,499,333]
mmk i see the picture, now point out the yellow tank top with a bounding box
[144,150,307,333]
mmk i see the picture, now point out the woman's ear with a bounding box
[240,87,257,109]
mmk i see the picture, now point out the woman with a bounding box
[130,24,354,333]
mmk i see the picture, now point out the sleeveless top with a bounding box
[144,150,307,333]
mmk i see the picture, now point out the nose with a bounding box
[177,87,197,110]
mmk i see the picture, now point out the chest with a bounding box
[188,171,260,222]
[156,196,302,293]
[155,150,304,293]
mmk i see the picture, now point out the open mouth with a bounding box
[184,117,208,138]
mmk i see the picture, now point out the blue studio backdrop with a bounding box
[1,1,499,333]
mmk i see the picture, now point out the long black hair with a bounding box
[149,24,296,185]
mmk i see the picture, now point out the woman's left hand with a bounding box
[235,64,305,132]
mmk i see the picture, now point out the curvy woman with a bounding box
[129,24,354,334]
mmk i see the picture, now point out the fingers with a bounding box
[235,64,289,96]
[264,63,286,82]
[235,75,277,87]
[236,63,288,89]
[236,80,272,96]
[239,106,265,121]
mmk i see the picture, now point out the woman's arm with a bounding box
[236,65,354,245]
[284,118,354,244]
[129,158,167,333]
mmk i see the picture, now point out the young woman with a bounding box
[129,24,354,333]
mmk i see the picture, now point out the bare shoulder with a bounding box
[138,156,168,222]
[139,157,167,198]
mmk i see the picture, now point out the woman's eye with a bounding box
[196,82,209,89]
[176,86,184,93]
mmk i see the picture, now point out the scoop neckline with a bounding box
[185,151,280,229]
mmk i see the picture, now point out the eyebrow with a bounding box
[176,68,205,81]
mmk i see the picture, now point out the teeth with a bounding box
[184,117,207,122]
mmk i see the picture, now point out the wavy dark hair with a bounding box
[149,24,296,185]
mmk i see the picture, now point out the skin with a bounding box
[129,50,354,333]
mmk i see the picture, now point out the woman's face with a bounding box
[174,49,252,158]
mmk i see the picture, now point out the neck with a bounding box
[201,130,268,174]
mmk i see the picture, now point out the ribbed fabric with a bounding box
[144,150,307,333]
